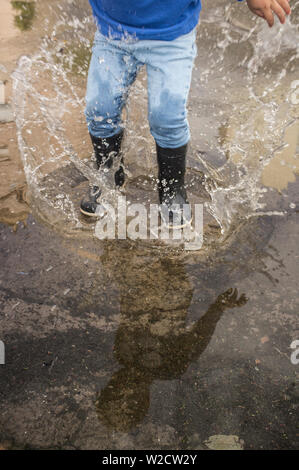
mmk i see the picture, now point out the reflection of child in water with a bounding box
[96,247,247,432]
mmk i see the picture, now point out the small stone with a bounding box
[204,435,244,450]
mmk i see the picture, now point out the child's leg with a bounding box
[133,30,197,227]
[144,29,197,148]
[85,31,141,139]
[81,32,141,217]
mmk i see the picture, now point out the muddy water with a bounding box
[0,0,298,450]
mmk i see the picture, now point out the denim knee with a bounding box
[149,105,190,148]
[148,88,190,148]
[85,94,123,138]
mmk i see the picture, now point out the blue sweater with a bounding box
[89,0,202,41]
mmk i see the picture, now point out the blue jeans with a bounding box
[85,28,197,149]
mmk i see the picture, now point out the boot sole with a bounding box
[80,208,104,218]
[80,179,126,219]
[161,217,193,230]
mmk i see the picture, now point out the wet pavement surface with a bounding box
[0,0,298,451]
[0,207,298,449]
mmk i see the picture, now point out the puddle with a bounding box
[0,0,298,451]
[94,278,247,432]
[0,120,29,231]
[262,119,299,191]
[0,185,29,231]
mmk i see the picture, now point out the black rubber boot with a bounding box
[156,142,192,228]
[80,131,125,217]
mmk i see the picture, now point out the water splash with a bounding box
[11,2,299,240]
[196,2,299,233]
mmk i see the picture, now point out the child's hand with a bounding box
[246,0,291,27]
